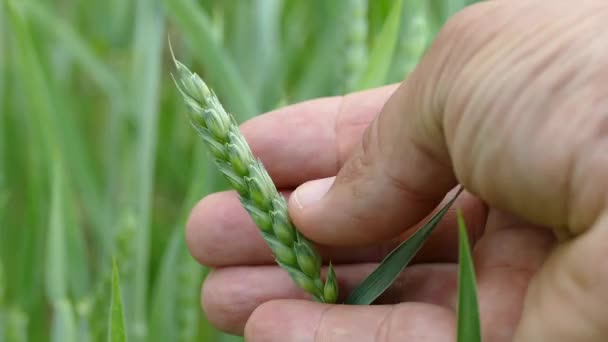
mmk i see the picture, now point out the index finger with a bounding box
[241,84,398,188]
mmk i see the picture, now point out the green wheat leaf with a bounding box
[50,300,77,342]
[456,209,481,342]
[149,229,182,342]
[5,308,28,342]
[45,162,67,302]
[345,188,462,305]
[356,0,403,89]
[108,260,127,342]
[162,0,257,118]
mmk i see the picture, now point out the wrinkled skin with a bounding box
[186,1,608,341]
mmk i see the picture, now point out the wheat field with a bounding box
[0,0,478,341]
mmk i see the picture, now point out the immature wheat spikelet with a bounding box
[171,53,338,303]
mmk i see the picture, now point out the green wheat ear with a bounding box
[170,48,338,303]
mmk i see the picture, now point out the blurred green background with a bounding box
[0,0,479,341]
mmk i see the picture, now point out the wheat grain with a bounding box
[171,50,338,303]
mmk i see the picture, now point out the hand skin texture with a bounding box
[185,1,608,341]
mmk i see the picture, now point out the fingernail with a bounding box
[293,177,335,209]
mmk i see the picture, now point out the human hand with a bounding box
[187,1,608,341]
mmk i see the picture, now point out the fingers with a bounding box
[186,189,486,267]
[473,210,555,342]
[285,2,502,246]
[514,211,608,342]
[289,0,608,244]
[245,300,455,342]
[241,84,397,188]
[438,0,608,236]
[203,263,457,335]
[287,85,458,245]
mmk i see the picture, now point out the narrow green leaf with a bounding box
[0,255,4,307]
[356,0,403,90]
[5,308,28,342]
[388,0,432,82]
[51,300,77,342]
[21,1,122,99]
[130,1,165,339]
[45,161,67,302]
[109,260,127,342]
[290,1,348,101]
[345,188,462,305]
[456,210,481,342]
[0,312,4,342]
[148,229,182,342]
[176,244,205,342]
[162,0,257,118]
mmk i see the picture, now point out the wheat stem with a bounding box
[344,0,368,92]
[171,50,338,303]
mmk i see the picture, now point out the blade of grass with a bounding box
[251,0,283,111]
[51,300,77,342]
[64,198,91,301]
[162,0,257,118]
[223,1,256,88]
[23,1,124,268]
[0,256,4,307]
[0,0,4,180]
[174,147,219,342]
[45,161,68,302]
[456,209,481,342]
[21,0,122,99]
[109,260,127,342]
[5,308,28,342]
[148,229,182,342]
[8,0,104,239]
[130,0,165,339]
[291,1,347,101]
[345,187,462,305]
[8,1,102,308]
[343,0,368,93]
[356,0,403,90]
[367,0,393,38]
[0,310,4,342]
[176,246,205,342]
[224,0,282,104]
[6,0,52,317]
[388,0,432,82]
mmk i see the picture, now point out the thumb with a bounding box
[288,78,457,245]
[287,0,493,246]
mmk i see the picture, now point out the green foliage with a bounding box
[109,261,127,342]
[345,189,462,305]
[457,210,482,342]
[46,162,68,302]
[0,0,481,340]
[50,300,77,342]
[356,0,403,90]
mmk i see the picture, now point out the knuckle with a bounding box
[334,126,376,190]
[200,270,238,332]
[201,269,252,335]
[244,301,282,342]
